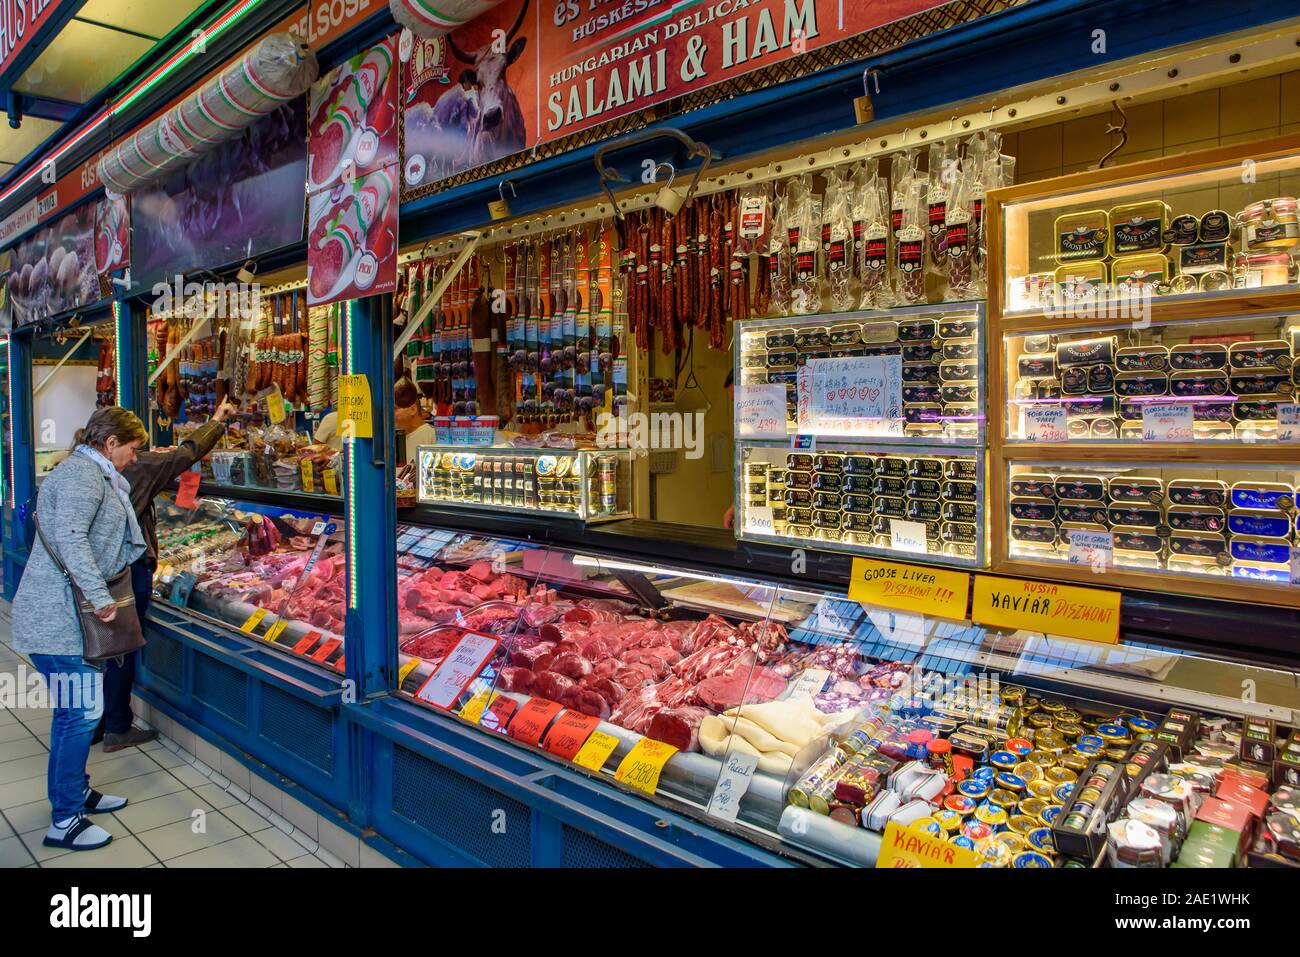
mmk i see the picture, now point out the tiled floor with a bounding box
[0,605,346,868]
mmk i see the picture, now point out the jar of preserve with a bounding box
[1239,197,1299,250]
[1233,250,1294,289]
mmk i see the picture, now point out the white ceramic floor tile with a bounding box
[138,810,243,860]
[0,722,35,743]
[164,834,280,868]
[0,774,50,809]
[19,826,79,864]
[145,747,189,769]
[112,789,214,833]
[106,769,189,804]
[166,763,211,789]
[0,737,46,762]
[0,834,35,867]
[285,853,327,868]
[43,834,159,868]
[251,824,306,862]
[190,782,240,810]
[221,800,272,835]
[0,813,12,840]
[91,751,167,786]
[3,799,55,834]
[0,753,48,784]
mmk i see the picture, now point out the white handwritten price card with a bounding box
[889,519,928,554]
[614,738,678,796]
[706,751,759,823]
[413,631,500,710]
[1023,406,1069,442]
[745,506,775,535]
[736,384,788,439]
[1067,529,1114,570]
[1278,405,1300,443]
[797,355,903,436]
[1142,403,1194,442]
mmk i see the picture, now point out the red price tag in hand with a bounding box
[507,697,564,746]
[542,710,600,761]
[176,471,200,509]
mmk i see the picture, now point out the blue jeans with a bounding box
[30,654,103,822]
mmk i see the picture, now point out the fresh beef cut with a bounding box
[498,666,534,692]
[551,653,594,680]
[509,642,556,672]
[561,686,612,719]
[532,670,576,702]
[647,706,710,752]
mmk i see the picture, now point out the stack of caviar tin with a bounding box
[1008,467,1298,581]
[745,450,980,560]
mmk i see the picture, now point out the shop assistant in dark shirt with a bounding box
[95,400,235,750]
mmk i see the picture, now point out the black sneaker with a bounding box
[84,788,128,814]
[44,814,113,851]
[103,727,159,752]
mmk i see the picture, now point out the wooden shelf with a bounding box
[996,286,1300,335]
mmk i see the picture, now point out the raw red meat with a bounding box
[614,665,656,689]
[400,628,462,660]
[509,642,555,672]
[590,677,628,708]
[551,654,593,680]
[532,671,576,702]
[467,560,494,582]
[498,666,534,693]
[561,686,612,720]
[648,706,710,752]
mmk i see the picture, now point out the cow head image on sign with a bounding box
[446,0,528,167]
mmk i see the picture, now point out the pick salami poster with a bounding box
[93,193,130,275]
[307,164,399,306]
[308,36,401,193]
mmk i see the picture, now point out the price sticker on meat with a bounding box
[615,738,679,796]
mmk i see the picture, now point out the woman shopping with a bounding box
[11,407,149,851]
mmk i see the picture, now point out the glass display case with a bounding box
[384,525,1300,868]
[736,303,985,445]
[992,134,1300,317]
[152,490,349,671]
[416,445,633,522]
[736,443,984,566]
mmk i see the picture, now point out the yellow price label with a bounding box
[572,730,621,772]
[323,468,339,496]
[848,557,971,620]
[877,821,979,868]
[264,619,287,643]
[614,738,678,795]
[338,374,373,439]
[300,459,315,493]
[265,385,286,425]
[459,690,499,725]
[240,608,268,633]
[397,657,422,686]
[971,575,1121,645]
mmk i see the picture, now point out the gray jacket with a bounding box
[11,452,146,656]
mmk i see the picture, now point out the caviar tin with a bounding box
[843,455,876,476]
[1011,520,1058,545]
[1231,371,1292,396]
[1113,253,1170,289]
[874,496,906,519]
[902,341,939,362]
[741,351,769,369]
[1168,530,1228,560]
[1230,482,1293,510]
[903,384,941,404]
[794,328,831,349]
[1010,498,1057,522]
[1055,475,1106,502]
[1178,242,1230,275]
[938,317,978,339]
[827,323,863,346]
[1166,479,1226,507]
[903,361,941,385]
[1228,509,1292,537]
[1110,201,1170,255]
[940,382,979,404]
[767,349,798,368]
[796,348,831,366]
[1106,476,1164,504]
[897,318,938,342]
[763,329,797,349]
[878,456,909,478]
[1057,337,1117,369]
[1171,370,1229,397]
[1167,213,1200,245]
[1227,340,1289,374]
[843,474,875,495]
[943,338,979,361]
[1116,346,1170,373]
[1107,503,1162,528]
[812,472,843,492]
[1115,371,1169,397]
[942,480,977,502]
[1170,343,1227,371]
[1167,505,1225,532]
[1009,473,1057,499]
[1059,503,1108,525]
[1056,211,1110,262]
[1017,355,1056,380]
[1230,536,1293,565]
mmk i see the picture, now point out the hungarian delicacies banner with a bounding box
[401,0,947,190]
[308,36,400,306]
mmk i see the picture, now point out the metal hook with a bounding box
[950,116,957,133]
[1099,100,1129,169]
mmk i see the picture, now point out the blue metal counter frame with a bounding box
[8,0,1296,866]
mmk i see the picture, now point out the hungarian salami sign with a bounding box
[0,0,68,82]
[403,0,948,189]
